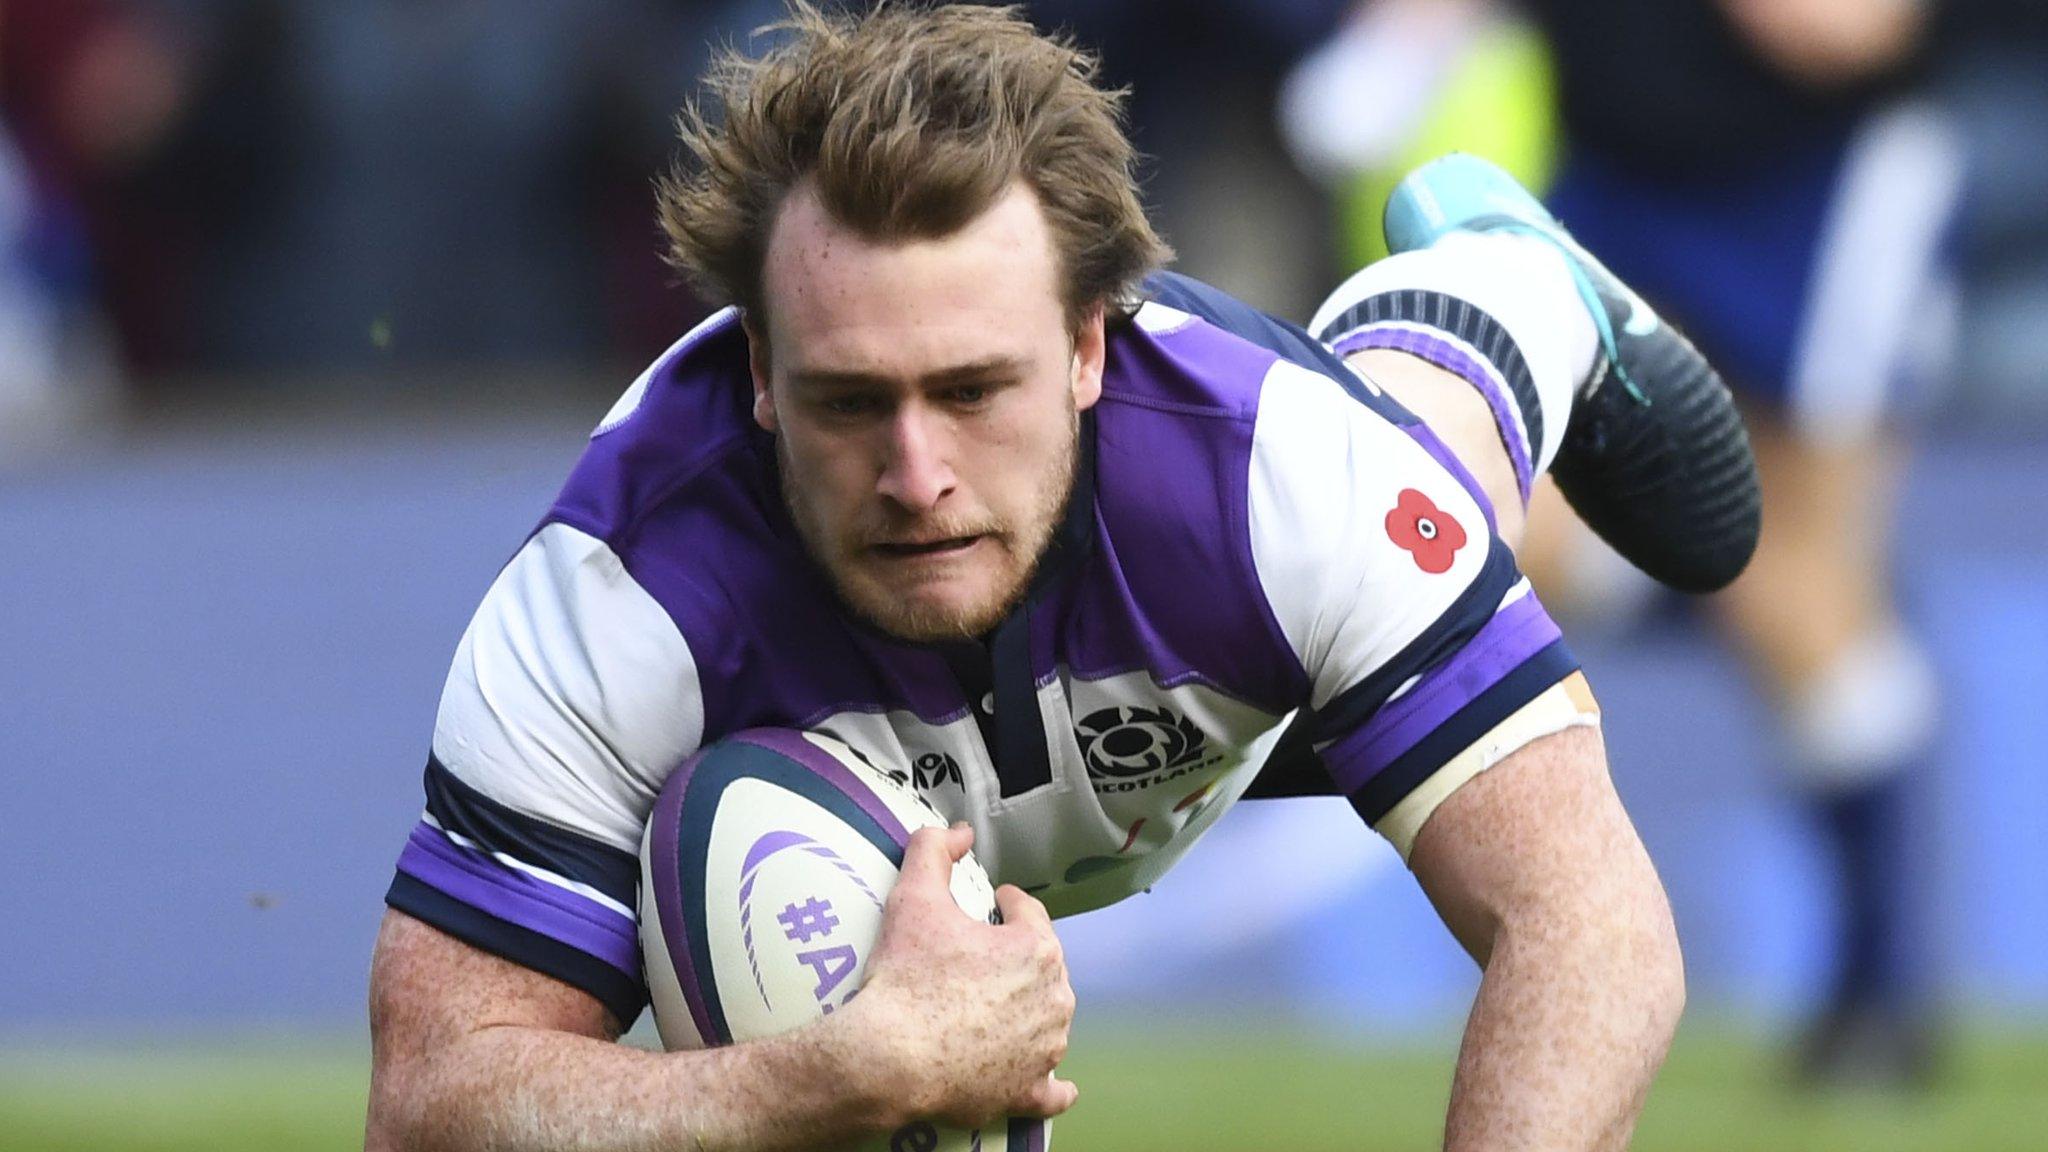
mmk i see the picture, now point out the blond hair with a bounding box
[658,2,1171,327]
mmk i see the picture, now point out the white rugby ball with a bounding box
[640,728,1048,1152]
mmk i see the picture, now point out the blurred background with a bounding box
[4,1,2046,1149]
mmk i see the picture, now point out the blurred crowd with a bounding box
[2,0,2044,429]
[0,0,1338,418]
[1,0,784,423]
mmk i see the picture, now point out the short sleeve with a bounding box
[1247,358,1580,850]
[386,521,705,1023]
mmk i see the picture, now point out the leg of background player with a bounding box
[1713,418,1900,707]
[1516,407,1941,1084]
[1711,410,1939,1084]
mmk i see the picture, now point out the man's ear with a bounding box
[743,313,778,433]
[1070,304,1108,411]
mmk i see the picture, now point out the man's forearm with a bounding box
[1404,725,1686,1152]
[367,825,1078,1152]
[1440,881,1684,1151]
[370,1014,894,1152]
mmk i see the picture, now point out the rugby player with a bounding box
[366,5,1756,1149]
[1512,0,1994,1081]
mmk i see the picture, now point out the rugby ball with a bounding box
[640,728,1049,1152]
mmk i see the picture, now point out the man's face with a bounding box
[750,182,1107,643]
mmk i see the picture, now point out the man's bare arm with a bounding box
[366,825,1077,1152]
[365,910,885,1152]
[1409,724,1685,1152]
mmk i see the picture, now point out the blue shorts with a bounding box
[1547,102,1965,443]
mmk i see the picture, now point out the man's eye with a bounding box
[946,385,990,406]
[823,395,880,416]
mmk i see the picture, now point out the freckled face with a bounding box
[751,182,1106,642]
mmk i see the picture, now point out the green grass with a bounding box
[0,1043,370,1152]
[4,1022,2046,1150]
[1060,1020,2048,1152]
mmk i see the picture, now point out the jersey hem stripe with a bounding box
[424,814,636,920]
[424,754,641,906]
[1342,639,1580,825]
[394,821,640,976]
[1374,673,1602,859]
[1312,543,1518,732]
[1325,589,1564,793]
[386,872,647,1028]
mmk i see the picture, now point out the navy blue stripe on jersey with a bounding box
[424,754,640,910]
[963,415,1095,799]
[391,817,640,974]
[1141,272,1418,426]
[1344,638,1579,825]
[386,872,647,1027]
[1311,543,1520,744]
[995,413,1097,798]
[1311,288,1542,458]
[989,605,1054,797]
[1009,1116,1046,1151]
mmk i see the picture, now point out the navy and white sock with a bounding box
[1819,770,1918,1004]
[1787,629,1941,1007]
[1308,231,1598,506]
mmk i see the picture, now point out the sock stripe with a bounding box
[1339,324,1534,502]
[1314,289,1544,475]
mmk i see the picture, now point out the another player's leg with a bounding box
[1714,415,1940,1085]
[1315,153,1761,593]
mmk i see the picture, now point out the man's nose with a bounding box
[876,408,956,513]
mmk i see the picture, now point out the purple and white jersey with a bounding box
[386,273,1577,1023]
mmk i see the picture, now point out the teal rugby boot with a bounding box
[1385,153,1761,594]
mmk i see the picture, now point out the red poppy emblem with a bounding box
[1385,488,1467,574]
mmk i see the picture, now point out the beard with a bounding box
[778,409,1079,644]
